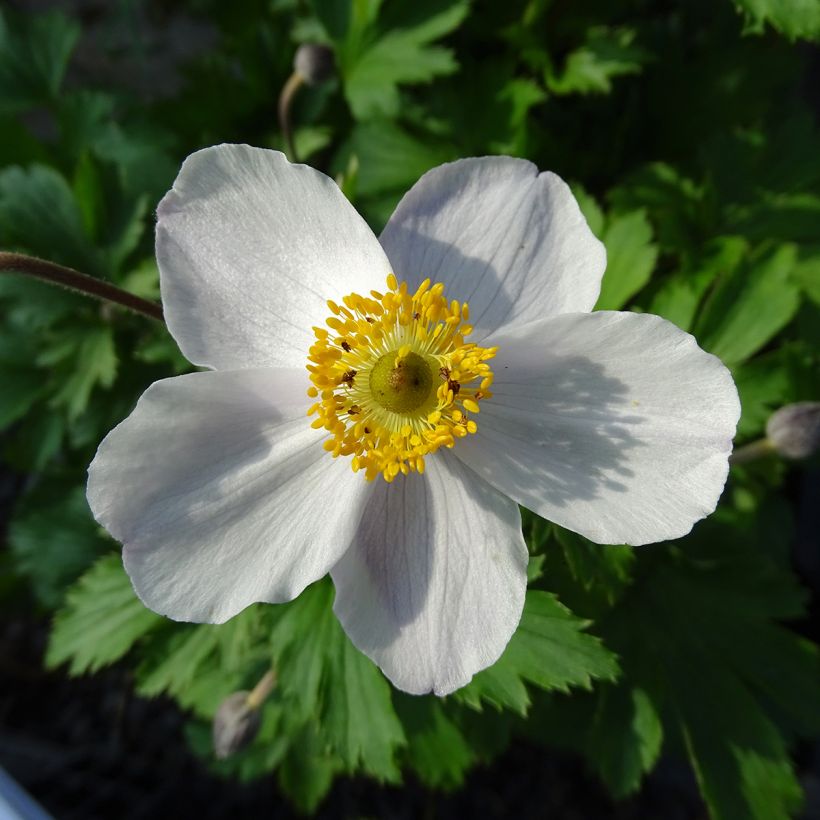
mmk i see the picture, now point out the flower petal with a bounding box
[455,312,740,546]
[331,452,528,696]
[157,144,392,370]
[379,157,606,340]
[87,368,371,623]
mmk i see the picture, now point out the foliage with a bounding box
[1,0,819,816]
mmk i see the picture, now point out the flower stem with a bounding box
[0,251,164,323]
[245,668,277,709]
[729,437,775,465]
[277,71,304,163]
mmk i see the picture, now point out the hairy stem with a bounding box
[0,251,164,323]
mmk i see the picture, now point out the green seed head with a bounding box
[369,351,433,413]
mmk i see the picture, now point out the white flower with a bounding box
[87,145,740,696]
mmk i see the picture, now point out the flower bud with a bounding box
[212,691,261,759]
[766,402,820,459]
[294,44,335,86]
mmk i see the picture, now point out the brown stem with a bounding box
[729,438,775,465]
[246,668,277,710]
[277,71,305,163]
[0,251,164,323]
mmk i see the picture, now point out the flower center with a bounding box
[369,351,433,413]
[306,274,496,482]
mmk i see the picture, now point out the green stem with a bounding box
[277,71,305,163]
[729,437,775,465]
[0,251,164,323]
[245,668,277,710]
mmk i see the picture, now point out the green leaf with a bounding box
[694,244,800,365]
[554,528,636,605]
[0,9,80,111]
[648,236,748,332]
[40,325,118,419]
[0,364,44,428]
[278,723,341,813]
[135,606,275,717]
[343,1,468,119]
[610,164,709,255]
[8,483,108,608]
[395,697,476,789]
[572,185,605,238]
[601,544,820,820]
[46,554,162,674]
[733,0,820,41]
[594,209,658,310]
[324,627,406,781]
[586,685,663,798]
[732,349,795,438]
[546,27,650,96]
[0,164,101,274]
[459,590,619,715]
[270,581,405,780]
[793,252,820,305]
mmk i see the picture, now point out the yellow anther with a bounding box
[305,274,496,481]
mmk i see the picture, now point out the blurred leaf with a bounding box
[733,0,820,41]
[342,1,468,119]
[39,325,118,420]
[573,185,605,238]
[459,590,619,715]
[46,554,162,674]
[649,236,747,331]
[2,409,64,471]
[278,723,341,813]
[335,120,453,227]
[554,528,636,606]
[793,252,820,305]
[396,697,476,789]
[546,27,650,96]
[8,484,108,608]
[610,164,709,255]
[0,9,79,111]
[587,685,663,799]
[695,244,800,365]
[0,364,44,428]
[135,606,274,717]
[594,209,658,310]
[0,164,101,274]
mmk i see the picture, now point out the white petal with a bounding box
[87,368,371,623]
[331,452,528,696]
[455,312,740,546]
[379,157,606,340]
[157,144,392,370]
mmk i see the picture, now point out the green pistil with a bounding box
[369,351,433,413]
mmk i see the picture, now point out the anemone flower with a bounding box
[87,146,739,695]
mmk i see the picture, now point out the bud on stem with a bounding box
[277,44,336,163]
[730,402,820,465]
[212,668,277,759]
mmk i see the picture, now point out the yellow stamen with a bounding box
[305,275,496,481]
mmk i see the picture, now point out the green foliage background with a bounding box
[1,0,819,815]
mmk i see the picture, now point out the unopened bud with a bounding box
[766,402,820,459]
[294,44,335,85]
[212,691,261,759]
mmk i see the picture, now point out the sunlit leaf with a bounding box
[46,554,162,674]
